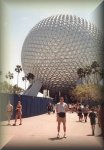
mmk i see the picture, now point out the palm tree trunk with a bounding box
[17,73,19,87]
[25,80,26,90]
[9,79,10,85]
[88,75,91,84]
[95,73,98,84]
[85,75,88,84]
[81,77,83,84]
[94,73,96,84]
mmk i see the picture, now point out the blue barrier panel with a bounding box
[30,99,35,116]
[0,93,53,120]
[21,96,28,118]
[26,98,31,117]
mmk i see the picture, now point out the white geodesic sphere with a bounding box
[21,14,103,91]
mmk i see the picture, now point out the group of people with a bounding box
[6,100,22,126]
[77,104,98,136]
[54,97,102,138]
[77,104,89,122]
[6,97,103,138]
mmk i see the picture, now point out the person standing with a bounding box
[6,101,13,125]
[56,97,68,138]
[89,108,97,136]
[13,101,22,126]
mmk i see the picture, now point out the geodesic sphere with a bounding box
[21,14,103,91]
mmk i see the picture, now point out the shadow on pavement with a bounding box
[86,134,94,136]
[0,124,12,126]
[96,134,103,137]
[48,137,64,141]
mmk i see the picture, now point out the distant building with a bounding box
[91,1,104,31]
[21,14,103,97]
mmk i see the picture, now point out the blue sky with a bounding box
[1,0,102,89]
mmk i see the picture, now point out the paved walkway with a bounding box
[0,112,104,150]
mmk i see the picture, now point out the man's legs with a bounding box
[7,113,11,125]
[19,114,22,125]
[63,120,66,138]
[84,115,87,122]
[13,114,18,126]
[57,121,61,138]
[91,125,95,135]
[86,115,88,122]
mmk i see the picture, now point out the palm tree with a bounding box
[84,66,92,84]
[77,68,85,84]
[5,71,13,84]
[99,68,104,85]
[15,65,22,87]
[22,75,27,90]
[13,84,23,94]
[91,61,100,84]
[26,73,34,83]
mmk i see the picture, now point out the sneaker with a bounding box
[92,133,95,136]
[13,124,16,126]
[57,133,60,138]
[19,123,22,125]
[63,134,67,138]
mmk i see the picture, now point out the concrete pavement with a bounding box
[0,112,103,150]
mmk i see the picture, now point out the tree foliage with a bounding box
[73,84,103,101]
[0,81,23,94]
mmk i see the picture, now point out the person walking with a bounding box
[47,103,53,114]
[89,108,97,136]
[56,97,68,138]
[13,101,22,126]
[82,105,89,122]
[6,101,13,125]
[96,105,104,136]
[77,104,83,122]
[52,104,56,114]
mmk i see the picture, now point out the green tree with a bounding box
[15,65,22,87]
[22,75,27,90]
[13,84,23,94]
[0,81,13,93]
[99,68,104,86]
[26,73,34,83]
[91,61,100,84]
[84,66,92,84]
[77,68,85,84]
[5,71,13,84]
[73,84,103,102]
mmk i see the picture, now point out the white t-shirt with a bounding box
[56,102,68,113]
[7,104,13,112]
[81,105,84,109]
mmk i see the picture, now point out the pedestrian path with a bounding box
[0,112,103,150]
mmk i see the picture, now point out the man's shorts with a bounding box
[57,115,66,123]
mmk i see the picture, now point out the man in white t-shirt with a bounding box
[6,101,13,125]
[56,97,68,138]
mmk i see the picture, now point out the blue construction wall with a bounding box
[0,93,53,121]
